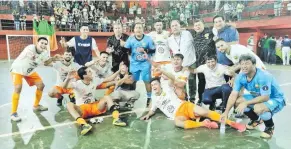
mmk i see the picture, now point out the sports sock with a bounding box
[244,109,259,121]
[184,120,203,129]
[105,86,115,95]
[33,89,43,107]
[11,92,20,114]
[76,117,87,125]
[207,111,233,125]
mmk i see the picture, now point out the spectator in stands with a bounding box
[20,14,26,30]
[193,2,199,19]
[101,16,108,32]
[274,0,282,17]
[67,13,74,31]
[106,1,111,12]
[282,35,291,65]
[287,1,291,15]
[236,2,244,21]
[221,2,232,22]
[258,34,268,62]
[12,11,20,31]
[247,34,254,51]
[49,15,55,26]
[269,36,277,65]
[61,11,68,31]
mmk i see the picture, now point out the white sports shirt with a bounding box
[52,61,81,86]
[148,31,171,62]
[11,44,49,76]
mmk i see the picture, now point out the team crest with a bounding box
[262,85,269,91]
[255,84,259,88]
[158,47,164,53]
[234,56,238,59]
[204,33,209,39]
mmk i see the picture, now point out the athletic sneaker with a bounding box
[33,105,48,112]
[80,124,92,135]
[56,96,63,106]
[260,126,274,139]
[229,122,246,132]
[202,119,218,129]
[246,119,263,130]
[11,113,21,122]
[113,118,127,127]
[69,94,76,104]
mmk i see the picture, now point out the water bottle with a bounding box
[220,118,226,134]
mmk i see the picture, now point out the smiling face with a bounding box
[213,17,225,31]
[36,39,48,53]
[80,26,89,37]
[206,58,217,70]
[99,53,109,65]
[151,80,162,95]
[83,67,94,81]
[113,24,122,36]
[193,21,205,33]
[215,40,228,53]
[134,23,144,37]
[172,56,183,68]
[63,51,73,62]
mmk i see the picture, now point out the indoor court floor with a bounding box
[0,61,291,149]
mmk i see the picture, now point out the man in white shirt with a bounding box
[152,54,189,100]
[60,24,100,66]
[188,56,233,112]
[215,38,266,71]
[168,20,197,102]
[62,66,127,135]
[140,77,245,132]
[85,51,116,96]
[10,37,62,122]
[47,47,81,106]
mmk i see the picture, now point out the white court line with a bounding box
[279,83,291,87]
[143,119,152,149]
[0,108,148,138]
[0,102,11,108]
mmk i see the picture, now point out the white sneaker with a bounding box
[33,105,48,112]
[11,113,21,122]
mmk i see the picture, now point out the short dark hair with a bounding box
[134,22,143,28]
[213,15,224,23]
[150,77,161,84]
[214,38,225,44]
[66,47,75,56]
[205,55,217,61]
[154,19,163,24]
[193,18,204,24]
[173,53,184,60]
[100,51,109,56]
[37,37,48,42]
[239,54,256,64]
[77,66,88,80]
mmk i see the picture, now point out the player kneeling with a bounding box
[140,77,246,132]
[47,47,80,106]
[63,67,126,135]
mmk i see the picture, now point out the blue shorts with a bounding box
[243,94,285,114]
[131,69,151,82]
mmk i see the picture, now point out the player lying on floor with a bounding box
[47,47,81,106]
[140,77,246,132]
[221,54,286,139]
[62,66,127,135]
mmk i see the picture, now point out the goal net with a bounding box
[6,35,51,62]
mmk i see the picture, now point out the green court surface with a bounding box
[0,62,291,149]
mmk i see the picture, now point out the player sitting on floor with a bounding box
[187,55,233,112]
[62,66,127,135]
[221,54,286,139]
[110,63,140,109]
[47,47,81,106]
[140,77,246,132]
[85,51,115,95]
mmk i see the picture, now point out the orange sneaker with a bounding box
[229,122,246,132]
[202,119,219,129]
